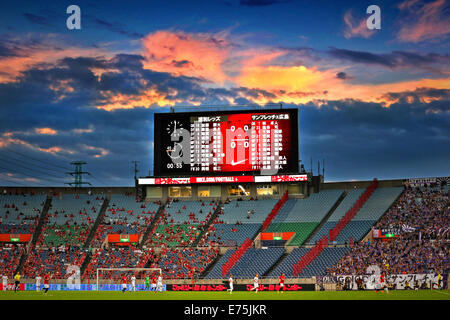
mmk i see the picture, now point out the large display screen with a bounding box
[154,109,299,176]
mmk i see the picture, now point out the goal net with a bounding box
[96,268,162,291]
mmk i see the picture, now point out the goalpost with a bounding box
[96,268,162,291]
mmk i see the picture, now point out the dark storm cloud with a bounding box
[328,47,450,72]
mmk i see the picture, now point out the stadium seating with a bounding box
[226,247,285,278]
[333,187,403,243]
[104,194,160,234]
[204,223,260,247]
[297,247,350,277]
[37,194,104,247]
[0,193,46,234]
[83,247,150,280]
[308,189,365,244]
[149,247,219,279]
[147,223,200,247]
[0,245,24,277]
[22,247,87,279]
[164,200,218,224]
[221,199,278,224]
[269,248,310,278]
[89,195,160,248]
[266,190,344,246]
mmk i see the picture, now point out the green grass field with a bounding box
[0,290,448,300]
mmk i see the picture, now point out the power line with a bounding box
[1,151,68,175]
[0,165,56,186]
[89,173,108,186]
[5,149,71,171]
[0,175,29,187]
[0,158,65,181]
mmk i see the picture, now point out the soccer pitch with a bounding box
[0,290,448,300]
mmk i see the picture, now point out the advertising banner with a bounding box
[335,273,441,290]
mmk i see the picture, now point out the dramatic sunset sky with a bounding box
[0,0,449,186]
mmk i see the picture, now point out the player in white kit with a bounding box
[35,275,42,291]
[250,273,259,293]
[2,275,7,291]
[157,275,163,292]
[227,274,234,294]
[131,275,136,292]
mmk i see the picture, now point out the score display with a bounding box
[154,109,299,176]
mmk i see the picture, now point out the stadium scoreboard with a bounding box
[154,109,299,176]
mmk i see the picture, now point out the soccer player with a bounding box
[278,273,285,293]
[144,275,150,291]
[121,275,127,293]
[13,272,20,293]
[43,273,50,294]
[36,275,42,292]
[380,273,388,294]
[131,275,136,292]
[227,274,234,294]
[250,273,259,293]
[2,274,7,291]
[156,274,163,292]
[151,276,157,291]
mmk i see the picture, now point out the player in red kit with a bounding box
[380,273,388,294]
[43,273,50,294]
[121,275,127,293]
[278,273,285,293]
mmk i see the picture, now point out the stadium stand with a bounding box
[22,247,87,279]
[266,190,344,246]
[327,240,448,275]
[332,187,403,244]
[308,188,365,244]
[0,244,25,277]
[327,184,449,276]
[36,194,104,247]
[83,247,150,280]
[147,247,220,279]
[0,193,46,234]
[89,195,160,248]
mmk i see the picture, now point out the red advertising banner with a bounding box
[0,234,32,242]
[260,232,295,240]
[107,234,140,243]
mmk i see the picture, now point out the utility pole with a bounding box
[66,161,91,188]
[132,161,139,184]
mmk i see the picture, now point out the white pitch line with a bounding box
[431,290,450,296]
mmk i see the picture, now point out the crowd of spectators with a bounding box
[375,185,449,240]
[147,247,219,279]
[327,240,448,276]
[327,184,449,276]
[83,247,150,280]
[0,244,24,277]
[22,245,87,279]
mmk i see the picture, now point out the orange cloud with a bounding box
[397,0,450,43]
[82,145,109,158]
[0,133,74,155]
[142,30,231,83]
[35,127,58,135]
[96,88,186,111]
